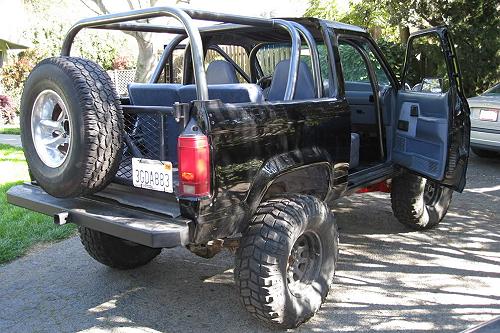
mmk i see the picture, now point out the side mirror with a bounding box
[421,78,444,93]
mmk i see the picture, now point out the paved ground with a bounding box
[0,134,22,147]
[0,154,499,333]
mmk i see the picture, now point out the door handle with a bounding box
[410,105,419,117]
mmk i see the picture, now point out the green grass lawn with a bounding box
[0,126,21,135]
[0,143,76,264]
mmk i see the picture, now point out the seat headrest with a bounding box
[267,59,316,101]
[206,60,239,84]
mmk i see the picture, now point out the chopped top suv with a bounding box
[8,7,470,329]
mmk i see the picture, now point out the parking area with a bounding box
[0,154,498,333]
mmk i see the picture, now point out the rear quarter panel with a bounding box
[182,98,350,243]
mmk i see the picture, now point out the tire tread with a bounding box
[78,227,160,269]
[234,195,332,328]
[27,56,123,197]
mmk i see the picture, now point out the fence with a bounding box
[205,45,251,78]
[107,69,136,97]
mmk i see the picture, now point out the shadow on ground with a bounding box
[0,156,498,333]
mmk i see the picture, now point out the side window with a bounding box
[338,40,392,87]
[205,45,250,83]
[403,33,449,93]
[338,42,370,83]
[363,45,391,86]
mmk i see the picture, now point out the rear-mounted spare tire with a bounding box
[20,56,123,198]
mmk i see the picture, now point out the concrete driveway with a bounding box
[0,154,499,333]
[0,134,22,147]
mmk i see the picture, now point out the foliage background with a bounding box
[305,0,500,97]
[0,0,133,114]
[1,0,498,115]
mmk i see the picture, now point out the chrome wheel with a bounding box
[31,90,71,168]
[287,231,322,295]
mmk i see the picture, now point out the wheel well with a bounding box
[262,164,330,201]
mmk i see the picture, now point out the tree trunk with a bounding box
[399,25,410,44]
[134,33,156,83]
[83,0,159,83]
[369,26,382,40]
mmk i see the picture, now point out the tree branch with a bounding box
[79,0,101,15]
[126,0,135,11]
[89,0,111,14]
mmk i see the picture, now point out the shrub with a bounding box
[112,55,134,70]
[0,95,17,125]
[1,49,42,113]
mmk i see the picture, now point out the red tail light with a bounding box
[177,134,210,197]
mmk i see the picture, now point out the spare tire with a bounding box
[20,57,123,198]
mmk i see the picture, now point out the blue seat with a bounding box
[178,84,264,104]
[183,60,263,104]
[128,83,181,106]
[206,60,239,84]
[267,59,316,101]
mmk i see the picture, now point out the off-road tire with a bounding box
[78,227,161,269]
[234,195,339,329]
[471,147,497,158]
[20,56,123,198]
[391,171,453,230]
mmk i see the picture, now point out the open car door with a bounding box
[393,26,470,192]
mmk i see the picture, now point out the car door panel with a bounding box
[393,26,470,192]
[345,82,377,125]
[394,91,449,179]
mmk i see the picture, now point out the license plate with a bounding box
[132,158,173,193]
[479,109,498,122]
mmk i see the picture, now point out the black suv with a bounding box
[8,7,470,328]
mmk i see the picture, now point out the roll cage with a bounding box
[60,6,326,101]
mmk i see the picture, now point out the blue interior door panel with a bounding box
[393,91,450,180]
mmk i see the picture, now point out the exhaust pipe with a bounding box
[54,211,69,225]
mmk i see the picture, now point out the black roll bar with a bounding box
[291,22,323,98]
[61,7,209,100]
[150,34,186,84]
[61,7,315,101]
[273,19,301,100]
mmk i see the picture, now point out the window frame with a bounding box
[337,34,395,88]
[337,40,372,85]
[401,31,451,94]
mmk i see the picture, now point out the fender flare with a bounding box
[243,148,348,223]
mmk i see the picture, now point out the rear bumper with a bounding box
[7,184,192,248]
[470,126,500,152]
